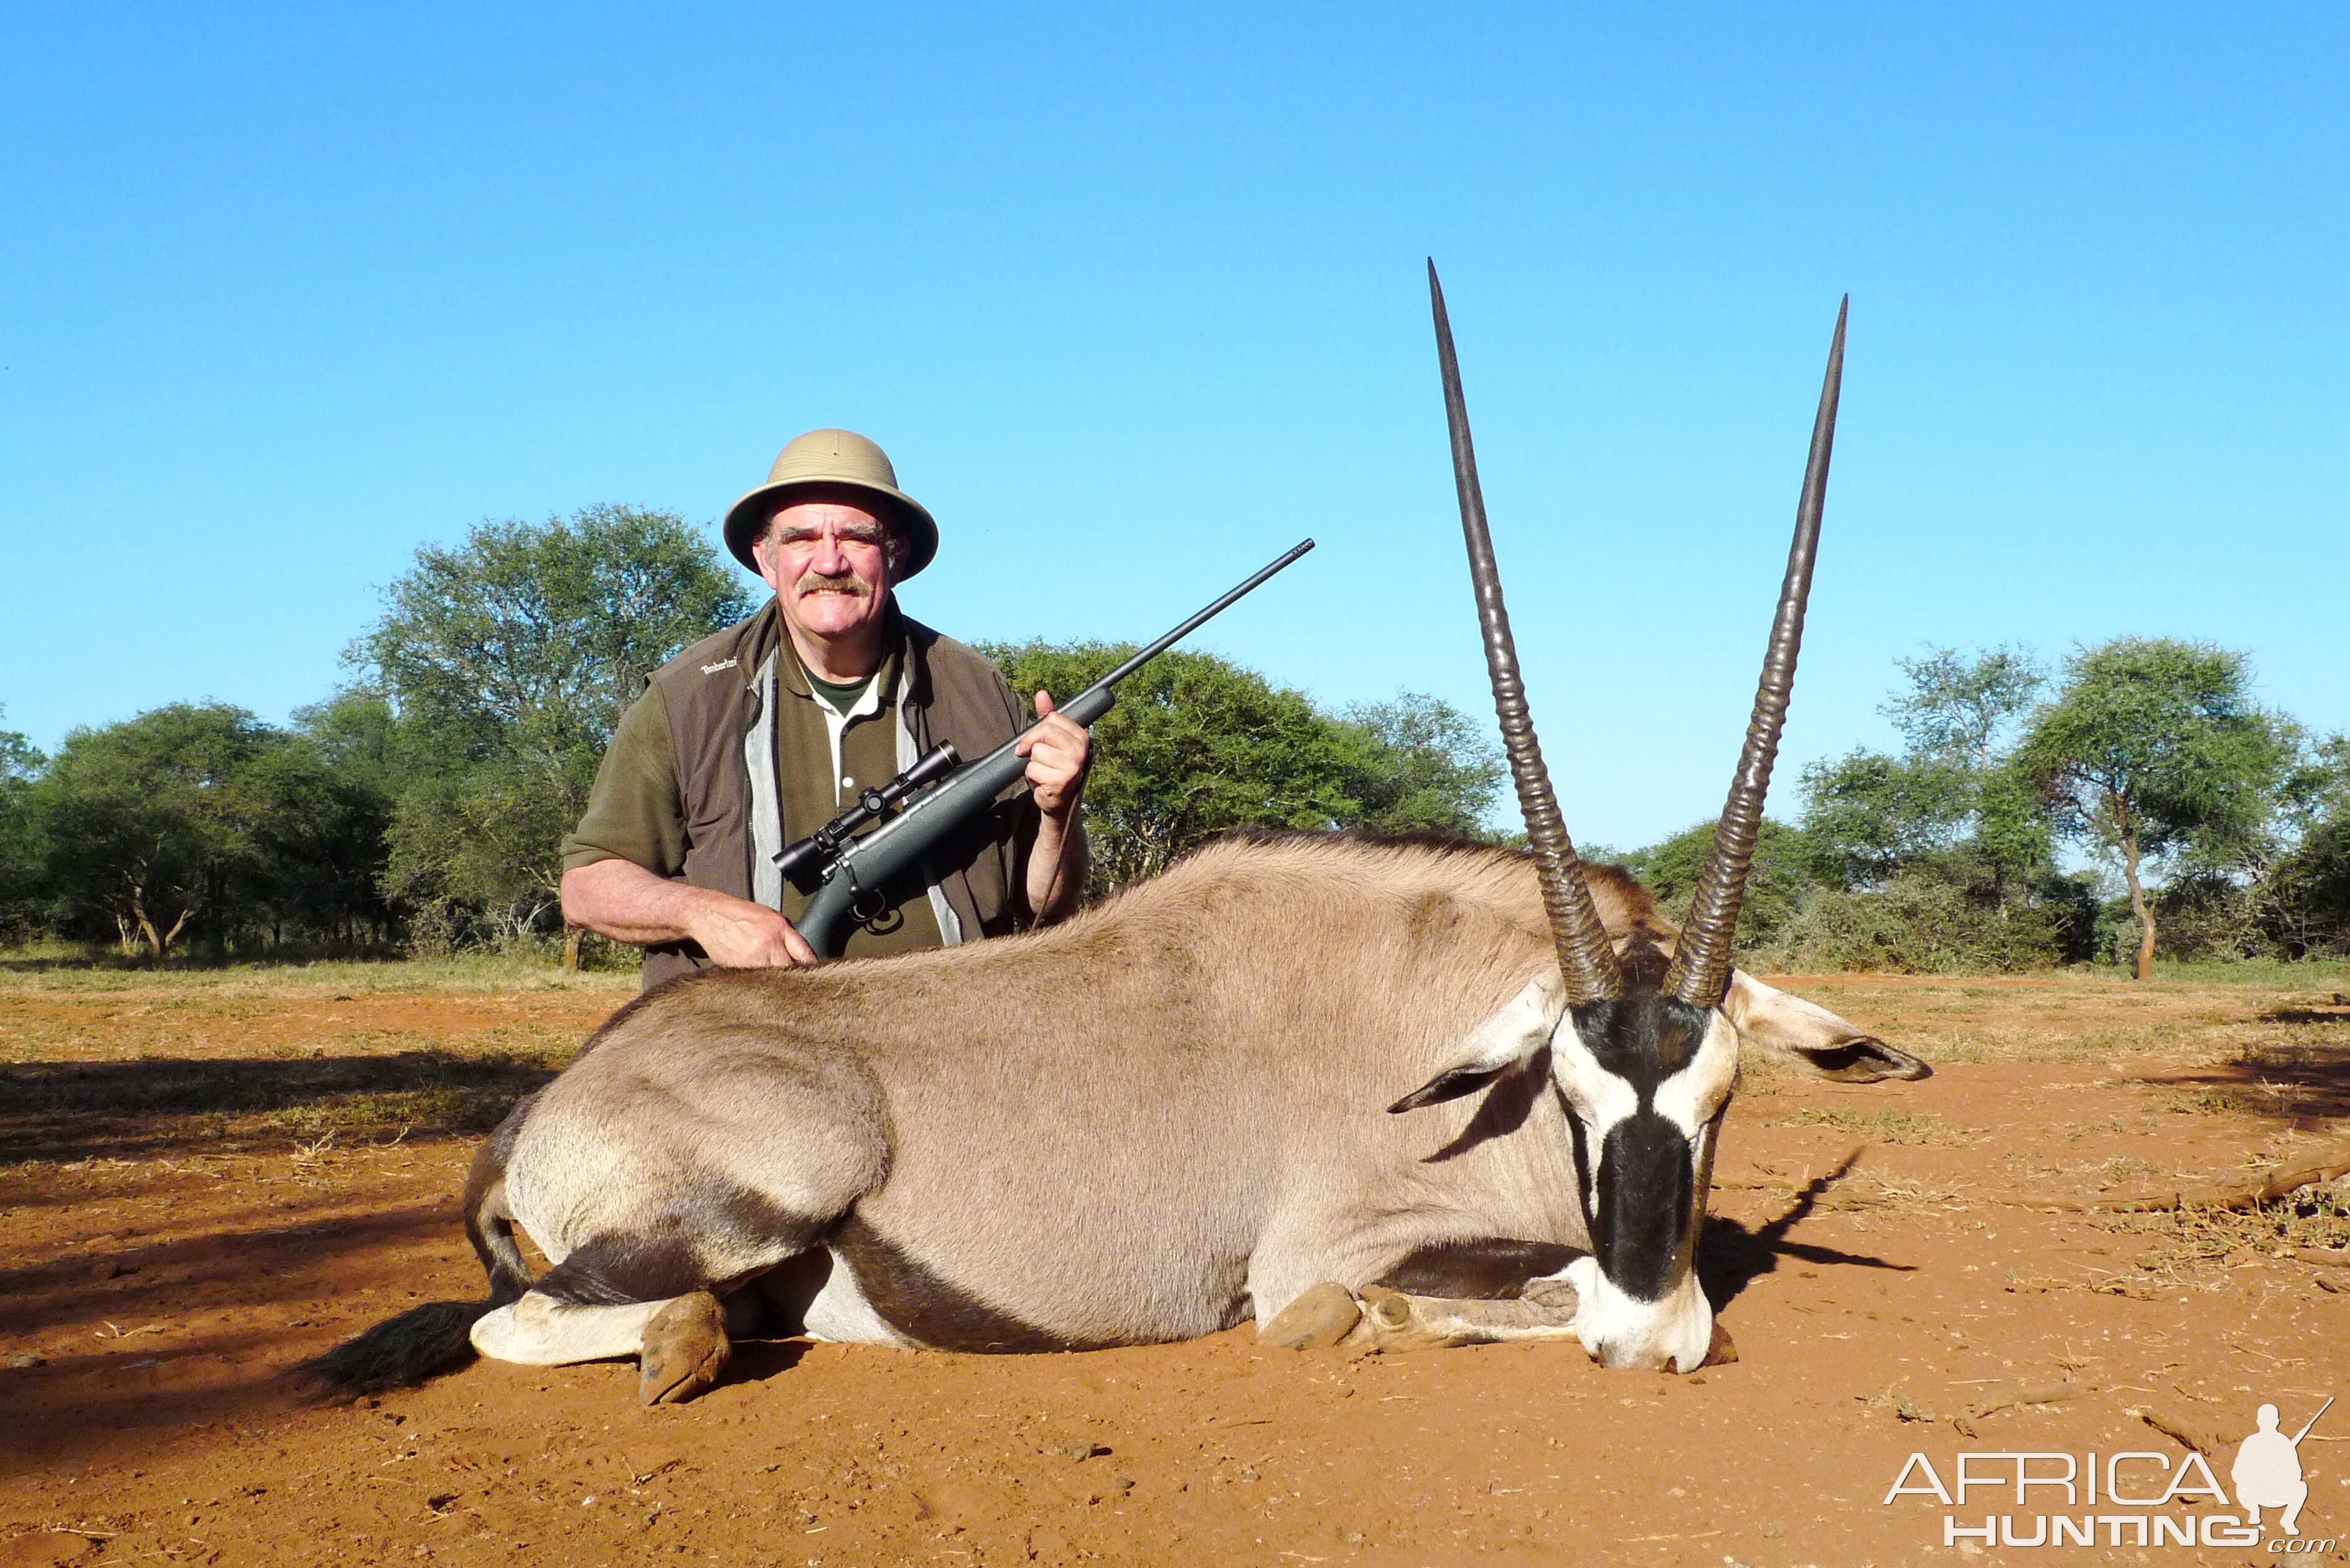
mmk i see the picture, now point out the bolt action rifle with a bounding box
[789,538,1315,957]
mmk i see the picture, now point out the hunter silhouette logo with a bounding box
[1883,1393,2336,1551]
[2235,1397,2331,1537]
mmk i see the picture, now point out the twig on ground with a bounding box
[2133,1404,2227,1456]
[1985,1139,2350,1213]
[1965,1384,2094,1422]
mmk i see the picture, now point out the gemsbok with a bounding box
[302,269,1926,1407]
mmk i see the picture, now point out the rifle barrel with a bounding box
[1079,537,1318,696]
[2293,1395,2334,1444]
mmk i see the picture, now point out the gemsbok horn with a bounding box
[1665,297,1847,1009]
[1427,259,1624,1004]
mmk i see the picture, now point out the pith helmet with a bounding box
[722,428,940,580]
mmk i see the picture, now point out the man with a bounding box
[2232,1402,2314,1536]
[560,428,1090,985]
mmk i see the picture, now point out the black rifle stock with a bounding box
[795,538,1314,956]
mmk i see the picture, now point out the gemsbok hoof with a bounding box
[1261,1282,1365,1350]
[639,1291,729,1406]
[1702,1320,1739,1367]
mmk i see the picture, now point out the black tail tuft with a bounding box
[289,1298,503,1401]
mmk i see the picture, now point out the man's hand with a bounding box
[1016,691,1092,923]
[562,858,817,968]
[1016,690,1092,818]
[683,894,818,968]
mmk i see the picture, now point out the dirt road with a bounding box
[4,966,2347,1566]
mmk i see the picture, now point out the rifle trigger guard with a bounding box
[836,859,889,926]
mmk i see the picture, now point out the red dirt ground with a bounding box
[3,971,2348,1566]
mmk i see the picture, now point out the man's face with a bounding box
[754,489,896,646]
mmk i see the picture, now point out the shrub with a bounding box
[1754,874,2081,973]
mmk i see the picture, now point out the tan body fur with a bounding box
[480,834,1880,1357]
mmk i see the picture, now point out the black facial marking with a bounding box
[831,1213,1115,1353]
[1563,1088,1594,1218]
[1558,943,1725,1302]
[1566,991,1716,1099]
[1375,1239,1583,1300]
[1593,1111,1693,1302]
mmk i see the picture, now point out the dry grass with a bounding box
[0,951,637,999]
[1759,1107,1977,1146]
[0,963,620,1165]
[1775,971,2350,1080]
[2073,1187,2350,1299]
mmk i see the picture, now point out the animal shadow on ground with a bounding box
[721,1339,818,1384]
[0,1202,462,1339]
[1698,1148,1914,1311]
[0,1053,561,1163]
[2145,1015,2350,1122]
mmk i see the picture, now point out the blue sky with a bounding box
[3,4,2344,847]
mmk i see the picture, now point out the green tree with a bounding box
[1797,750,1973,890]
[2014,638,2292,980]
[0,706,47,940]
[1331,694,1503,838]
[241,719,396,949]
[1614,818,1814,953]
[33,704,275,955]
[985,645,1501,894]
[350,506,750,940]
[2262,734,2350,958]
[1803,646,2052,905]
[1880,644,2044,770]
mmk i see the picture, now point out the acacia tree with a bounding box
[1617,818,1814,951]
[1881,645,2044,771]
[1332,694,1502,839]
[1802,645,2049,905]
[352,506,749,944]
[2015,638,2290,979]
[34,704,273,954]
[26,702,391,957]
[2261,734,2350,958]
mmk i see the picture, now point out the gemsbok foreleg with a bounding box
[1258,1277,1585,1353]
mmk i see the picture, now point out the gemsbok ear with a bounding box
[1718,975,1933,1083]
[1776,1035,1933,1084]
[1387,975,1563,1114]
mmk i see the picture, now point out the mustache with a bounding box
[793,571,871,598]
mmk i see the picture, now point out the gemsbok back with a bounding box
[301,269,1927,1407]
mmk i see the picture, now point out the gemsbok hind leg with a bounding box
[482,1035,896,1404]
[470,1223,811,1406]
[475,1175,866,1406]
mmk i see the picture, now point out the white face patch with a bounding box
[1650,1010,1742,1138]
[1568,1254,1716,1372]
[1545,1007,1740,1206]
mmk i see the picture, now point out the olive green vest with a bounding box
[637,601,1039,988]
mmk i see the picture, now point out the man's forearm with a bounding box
[562,857,717,946]
[1026,803,1089,925]
[564,856,817,967]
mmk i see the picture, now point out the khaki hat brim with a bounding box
[723,475,940,581]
